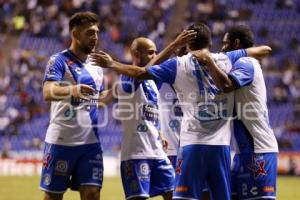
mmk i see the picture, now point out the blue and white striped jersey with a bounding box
[229,57,278,153]
[117,76,167,161]
[43,49,104,146]
[147,50,247,147]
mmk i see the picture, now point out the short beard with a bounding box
[79,44,93,54]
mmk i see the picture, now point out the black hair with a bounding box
[187,23,211,50]
[69,11,99,32]
[227,25,254,48]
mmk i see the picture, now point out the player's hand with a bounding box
[90,51,113,68]
[191,49,212,64]
[172,30,197,49]
[160,134,169,153]
[71,84,95,101]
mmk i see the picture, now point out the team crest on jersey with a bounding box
[55,160,68,175]
[248,155,267,178]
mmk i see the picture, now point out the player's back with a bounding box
[233,57,278,153]
[173,53,235,147]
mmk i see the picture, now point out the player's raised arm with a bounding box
[146,29,197,67]
[90,29,196,80]
[191,49,234,93]
[246,45,272,58]
[90,51,151,79]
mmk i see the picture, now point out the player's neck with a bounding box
[69,45,88,62]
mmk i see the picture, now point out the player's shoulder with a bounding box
[211,52,232,63]
[234,57,260,69]
[49,49,69,62]
[46,50,69,70]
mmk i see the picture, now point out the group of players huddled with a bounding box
[40,11,278,200]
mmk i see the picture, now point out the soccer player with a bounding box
[218,25,278,200]
[40,12,110,200]
[107,30,196,200]
[91,23,271,200]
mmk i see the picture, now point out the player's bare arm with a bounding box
[192,49,234,93]
[146,30,197,67]
[90,29,197,79]
[246,45,272,58]
[43,81,95,101]
[192,45,272,93]
[90,51,150,78]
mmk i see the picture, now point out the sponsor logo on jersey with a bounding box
[75,67,82,74]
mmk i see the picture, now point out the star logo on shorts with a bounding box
[42,154,51,169]
[248,156,267,178]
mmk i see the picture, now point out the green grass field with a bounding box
[0,176,300,200]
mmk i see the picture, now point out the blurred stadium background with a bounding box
[0,0,300,199]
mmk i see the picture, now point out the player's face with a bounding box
[76,23,99,54]
[221,33,233,52]
[138,45,157,66]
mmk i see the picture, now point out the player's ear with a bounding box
[234,39,241,49]
[72,28,80,40]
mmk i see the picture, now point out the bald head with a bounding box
[131,37,156,52]
[131,37,157,66]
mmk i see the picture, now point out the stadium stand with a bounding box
[0,0,299,159]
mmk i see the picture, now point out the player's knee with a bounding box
[80,186,101,200]
[43,192,63,200]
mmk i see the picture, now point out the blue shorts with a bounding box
[40,142,103,193]
[168,155,177,169]
[231,152,277,200]
[120,159,174,199]
[173,144,231,200]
